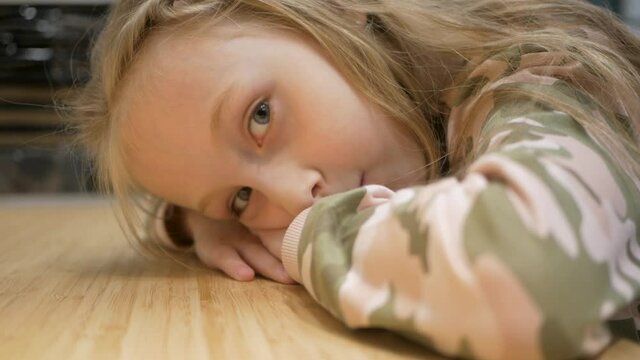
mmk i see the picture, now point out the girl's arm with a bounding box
[280,52,640,358]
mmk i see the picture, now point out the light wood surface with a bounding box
[0,195,638,360]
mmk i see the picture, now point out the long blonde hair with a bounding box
[68,0,640,249]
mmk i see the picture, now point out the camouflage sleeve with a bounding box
[280,48,640,359]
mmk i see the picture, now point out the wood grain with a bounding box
[0,195,638,359]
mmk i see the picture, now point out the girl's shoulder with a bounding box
[441,26,638,174]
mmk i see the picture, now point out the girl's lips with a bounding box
[360,173,366,187]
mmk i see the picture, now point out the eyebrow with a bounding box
[209,81,241,132]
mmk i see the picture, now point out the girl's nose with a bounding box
[244,164,323,229]
[260,166,322,215]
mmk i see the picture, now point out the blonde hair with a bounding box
[68,0,640,249]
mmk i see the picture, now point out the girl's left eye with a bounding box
[248,101,270,139]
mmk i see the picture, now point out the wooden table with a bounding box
[0,195,638,359]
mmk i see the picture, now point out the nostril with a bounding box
[311,183,321,200]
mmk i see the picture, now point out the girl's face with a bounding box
[121,21,426,239]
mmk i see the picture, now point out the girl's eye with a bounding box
[231,186,252,216]
[249,101,270,139]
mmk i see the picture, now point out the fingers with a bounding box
[254,228,286,260]
[194,231,294,284]
[236,240,294,284]
[186,213,294,284]
[197,238,294,284]
[194,239,255,281]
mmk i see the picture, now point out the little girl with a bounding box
[70,0,640,358]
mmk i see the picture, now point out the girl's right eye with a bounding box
[248,101,271,144]
[231,186,252,216]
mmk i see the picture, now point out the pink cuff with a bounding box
[281,207,312,283]
[280,185,394,283]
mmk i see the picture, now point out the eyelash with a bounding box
[229,100,272,217]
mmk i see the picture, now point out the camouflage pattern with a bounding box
[281,43,640,359]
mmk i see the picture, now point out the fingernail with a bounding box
[236,266,254,281]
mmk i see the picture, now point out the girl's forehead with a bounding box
[143,18,294,56]
[122,22,244,96]
[119,21,291,132]
[118,18,322,125]
[130,20,315,88]
[129,29,271,93]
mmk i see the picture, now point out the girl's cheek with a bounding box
[240,192,295,230]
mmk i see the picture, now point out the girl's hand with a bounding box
[183,209,294,284]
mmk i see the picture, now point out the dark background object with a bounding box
[0,2,109,194]
[592,0,622,13]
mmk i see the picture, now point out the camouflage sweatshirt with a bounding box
[152,44,640,358]
[278,44,640,359]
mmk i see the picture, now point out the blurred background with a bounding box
[0,0,638,195]
[0,0,108,194]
